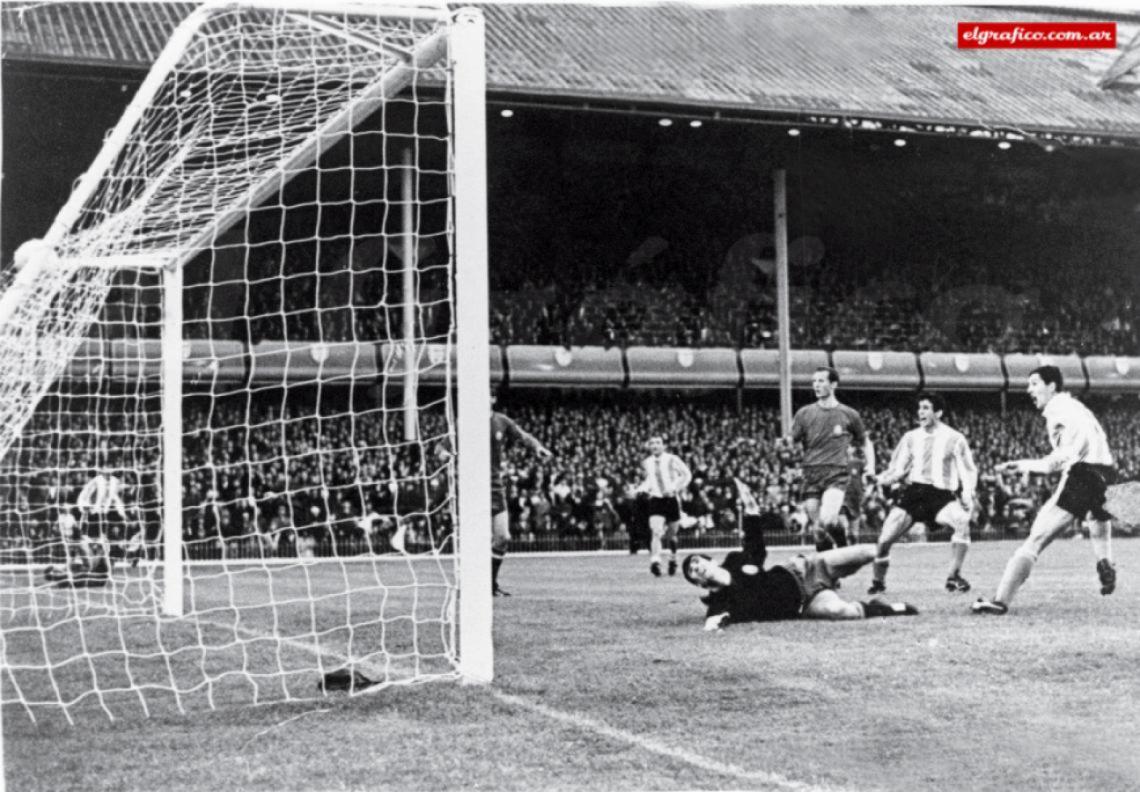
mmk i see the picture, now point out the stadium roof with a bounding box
[2,3,1140,142]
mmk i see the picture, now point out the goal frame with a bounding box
[2,0,491,684]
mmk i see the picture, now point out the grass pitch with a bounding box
[5,539,1140,792]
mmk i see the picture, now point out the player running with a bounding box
[636,435,692,577]
[868,392,978,595]
[973,366,1117,615]
[787,367,874,552]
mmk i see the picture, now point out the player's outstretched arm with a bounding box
[998,458,1056,475]
[520,427,552,459]
[496,412,552,459]
[1000,421,1080,475]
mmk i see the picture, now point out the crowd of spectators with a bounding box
[165,242,1140,357]
[4,389,1139,562]
[118,253,1140,358]
[109,178,1136,359]
[488,258,1140,356]
[0,390,455,562]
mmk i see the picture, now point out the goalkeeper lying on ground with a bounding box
[682,511,919,630]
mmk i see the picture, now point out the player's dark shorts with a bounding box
[897,483,957,525]
[785,554,837,609]
[800,466,849,501]
[1054,463,1116,521]
[647,496,681,523]
[491,482,507,517]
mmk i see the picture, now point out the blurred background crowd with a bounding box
[5,95,1140,563]
[4,389,1138,561]
[164,223,1140,357]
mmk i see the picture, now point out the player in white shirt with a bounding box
[868,393,978,595]
[973,366,1117,615]
[75,470,143,567]
[55,508,88,566]
[636,435,692,577]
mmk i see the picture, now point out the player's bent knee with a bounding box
[1025,523,1064,555]
[1013,544,1039,564]
[803,590,862,620]
[819,491,845,527]
[1030,502,1077,540]
[815,601,863,621]
[1087,519,1111,539]
[802,499,821,521]
[937,503,971,541]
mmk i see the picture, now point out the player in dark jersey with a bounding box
[491,409,552,596]
[787,367,875,552]
[683,512,917,629]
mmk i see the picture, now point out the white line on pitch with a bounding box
[491,689,864,792]
[204,619,861,791]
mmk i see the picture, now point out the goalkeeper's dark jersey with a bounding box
[700,551,804,623]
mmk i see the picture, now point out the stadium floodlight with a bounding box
[0,0,490,760]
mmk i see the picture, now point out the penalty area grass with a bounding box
[5,539,1140,792]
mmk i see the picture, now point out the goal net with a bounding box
[0,1,491,723]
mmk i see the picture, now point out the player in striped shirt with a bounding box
[973,366,1117,615]
[868,392,978,595]
[636,435,692,577]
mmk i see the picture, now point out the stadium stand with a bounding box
[4,5,1140,360]
[6,390,1139,559]
[2,3,1139,552]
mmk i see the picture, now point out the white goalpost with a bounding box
[0,0,490,746]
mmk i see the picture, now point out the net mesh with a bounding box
[0,2,466,722]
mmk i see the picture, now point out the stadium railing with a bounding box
[42,339,1140,394]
